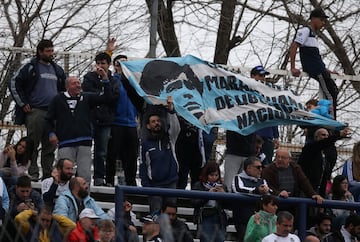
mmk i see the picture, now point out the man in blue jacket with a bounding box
[9,39,66,181]
[106,54,139,186]
[53,177,108,222]
[139,97,180,214]
[251,65,279,165]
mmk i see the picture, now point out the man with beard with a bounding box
[53,177,109,222]
[41,158,75,208]
[139,96,180,214]
[9,39,66,181]
[333,214,360,242]
[307,214,336,241]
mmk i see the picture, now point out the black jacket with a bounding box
[82,71,120,126]
[46,81,114,148]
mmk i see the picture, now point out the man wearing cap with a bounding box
[67,208,100,242]
[141,215,163,242]
[290,8,339,119]
[251,66,280,166]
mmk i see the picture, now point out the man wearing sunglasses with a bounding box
[232,156,270,194]
[231,156,271,241]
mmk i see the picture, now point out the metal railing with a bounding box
[115,185,360,242]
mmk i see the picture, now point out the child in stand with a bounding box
[244,195,278,242]
[192,162,227,242]
[306,98,333,119]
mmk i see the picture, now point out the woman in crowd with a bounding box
[327,175,355,230]
[192,162,227,242]
[0,136,34,186]
[244,195,278,242]
[342,141,360,201]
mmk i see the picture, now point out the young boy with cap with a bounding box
[289,8,339,119]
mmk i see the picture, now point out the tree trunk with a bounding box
[213,0,236,64]
[146,0,181,57]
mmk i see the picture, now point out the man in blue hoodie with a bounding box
[106,54,139,186]
[139,97,180,214]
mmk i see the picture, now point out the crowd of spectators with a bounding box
[1,7,359,241]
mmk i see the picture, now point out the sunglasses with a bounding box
[252,165,263,170]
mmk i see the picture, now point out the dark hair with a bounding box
[39,204,54,215]
[113,54,128,65]
[331,175,348,200]
[145,113,161,125]
[161,201,178,212]
[13,136,35,167]
[256,195,278,212]
[255,135,264,145]
[95,52,111,64]
[345,214,360,228]
[315,213,332,225]
[56,158,74,170]
[36,39,54,58]
[139,60,203,96]
[244,156,261,170]
[277,211,294,223]
[199,162,221,183]
[16,175,32,188]
[305,99,319,108]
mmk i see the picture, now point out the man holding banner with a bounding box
[139,97,180,214]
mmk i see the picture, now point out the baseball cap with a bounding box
[140,214,159,224]
[250,65,270,76]
[310,8,329,19]
[79,208,100,219]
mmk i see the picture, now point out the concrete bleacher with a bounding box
[32,182,238,241]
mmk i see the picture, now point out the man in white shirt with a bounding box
[262,211,300,242]
[333,214,360,242]
[41,158,74,208]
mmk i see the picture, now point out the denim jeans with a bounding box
[148,181,177,214]
[198,213,226,242]
[93,125,111,180]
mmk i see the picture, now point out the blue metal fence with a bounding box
[115,185,360,242]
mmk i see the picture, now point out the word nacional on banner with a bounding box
[120,55,346,135]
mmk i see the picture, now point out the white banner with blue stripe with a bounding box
[120,55,346,135]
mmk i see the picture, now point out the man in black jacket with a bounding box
[82,52,119,186]
[161,202,194,242]
[46,76,115,184]
[298,127,350,196]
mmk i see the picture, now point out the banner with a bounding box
[120,55,346,135]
